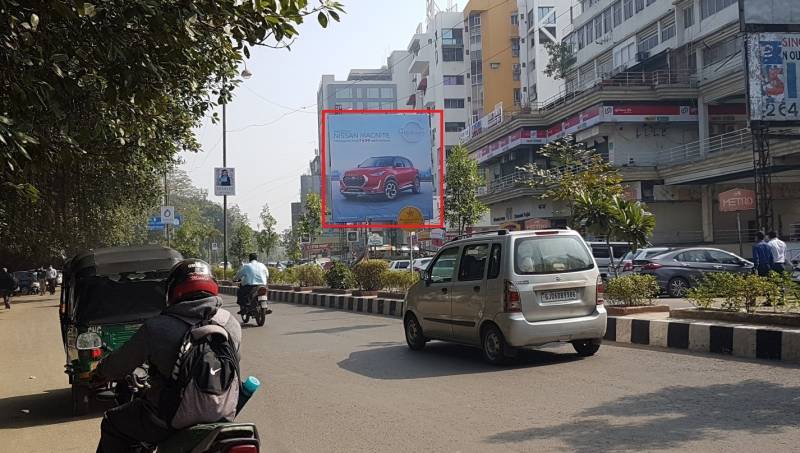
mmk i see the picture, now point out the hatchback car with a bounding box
[637,247,754,297]
[388,260,411,271]
[403,229,607,364]
[340,156,420,201]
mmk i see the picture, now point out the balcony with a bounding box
[657,128,752,168]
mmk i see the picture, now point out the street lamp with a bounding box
[221,65,253,279]
[409,231,416,273]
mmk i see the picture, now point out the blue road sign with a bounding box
[147,214,182,231]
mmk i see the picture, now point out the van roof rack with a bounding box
[447,229,509,243]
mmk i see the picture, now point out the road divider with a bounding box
[220,287,405,318]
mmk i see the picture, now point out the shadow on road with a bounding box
[285,324,390,336]
[0,387,104,429]
[484,379,800,451]
[338,342,582,380]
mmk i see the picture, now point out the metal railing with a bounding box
[657,128,752,167]
[481,170,537,196]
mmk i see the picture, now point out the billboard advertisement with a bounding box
[746,33,800,123]
[322,111,444,228]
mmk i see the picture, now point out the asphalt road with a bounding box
[1,294,799,452]
[331,180,434,223]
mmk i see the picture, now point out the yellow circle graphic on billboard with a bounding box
[397,206,424,227]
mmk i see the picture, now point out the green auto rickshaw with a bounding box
[60,245,182,415]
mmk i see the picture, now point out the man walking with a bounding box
[767,231,788,273]
[752,232,774,277]
[0,268,16,309]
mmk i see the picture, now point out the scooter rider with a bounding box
[233,253,269,315]
[92,259,241,452]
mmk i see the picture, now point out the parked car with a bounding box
[404,229,606,364]
[637,247,754,297]
[388,260,412,271]
[615,247,673,276]
[340,156,420,201]
[411,257,432,273]
[587,242,631,279]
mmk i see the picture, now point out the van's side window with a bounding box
[487,244,502,279]
[429,247,459,283]
[458,244,489,281]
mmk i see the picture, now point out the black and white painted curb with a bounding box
[220,287,405,318]
[221,287,799,364]
[606,317,800,363]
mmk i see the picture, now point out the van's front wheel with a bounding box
[572,339,601,357]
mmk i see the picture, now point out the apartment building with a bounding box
[463,0,800,250]
[517,0,573,105]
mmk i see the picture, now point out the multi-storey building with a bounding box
[463,0,800,250]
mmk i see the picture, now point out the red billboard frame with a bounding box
[320,109,445,229]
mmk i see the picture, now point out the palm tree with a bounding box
[611,198,656,254]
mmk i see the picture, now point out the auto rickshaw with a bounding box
[59,245,182,415]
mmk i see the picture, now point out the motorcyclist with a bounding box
[45,265,58,293]
[0,268,16,309]
[93,259,241,453]
[233,253,269,315]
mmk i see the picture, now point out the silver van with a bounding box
[403,229,607,364]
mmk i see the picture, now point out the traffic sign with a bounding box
[347,231,359,242]
[161,206,175,225]
[147,214,182,230]
[211,242,218,251]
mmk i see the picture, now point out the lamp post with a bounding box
[221,65,252,280]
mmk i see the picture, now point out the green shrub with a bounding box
[688,272,782,313]
[325,261,356,289]
[352,259,389,291]
[380,270,420,293]
[270,267,298,285]
[604,274,660,306]
[295,264,325,287]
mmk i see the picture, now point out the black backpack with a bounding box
[161,310,240,430]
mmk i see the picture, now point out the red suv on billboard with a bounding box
[340,156,420,201]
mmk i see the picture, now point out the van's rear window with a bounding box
[515,236,595,275]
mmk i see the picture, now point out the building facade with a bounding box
[464,0,800,251]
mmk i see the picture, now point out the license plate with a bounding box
[257,295,269,301]
[259,300,269,309]
[540,289,578,303]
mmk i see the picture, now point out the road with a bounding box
[1,294,799,452]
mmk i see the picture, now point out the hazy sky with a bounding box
[181,0,429,231]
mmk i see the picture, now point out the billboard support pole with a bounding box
[751,126,773,232]
[736,211,743,257]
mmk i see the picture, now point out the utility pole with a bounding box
[222,97,228,280]
[164,165,170,247]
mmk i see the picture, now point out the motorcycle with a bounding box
[239,285,270,327]
[102,364,261,453]
[29,281,41,296]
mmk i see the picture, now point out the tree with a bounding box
[0,1,344,268]
[444,145,487,235]
[256,204,278,260]
[230,222,256,266]
[543,41,577,80]
[281,228,302,262]
[611,198,656,252]
[299,193,322,239]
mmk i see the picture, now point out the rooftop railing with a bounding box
[657,128,752,168]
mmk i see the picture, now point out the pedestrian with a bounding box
[752,231,774,277]
[767,231,788,273]
[0,268,16,309]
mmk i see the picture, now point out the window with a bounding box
[379,101,394,110]
[429,247,459,283]
[676,250,710,263]
[443,75,464,85]
[380,87,393,98]
[513,88,522,106]
[647,0,657,5]
[594,16,603,39]
[515,236,595,274]
[613,1,622,26]
[364,101,380,109]
[487,244,502,279]
[638,33,659,53]
[512,63,521,81]
[490,62,500,69]
[708,250,741,265]
[334,87,352,98]
[703,38,740,66]
[578,27,586,49]
[511,12,519,25]
[635,0,644,13]
[442,28,463,46]
[444,98,465,108]
[511,37,521,57]
[701,0,736,20]
[538,7,555,25]
[442,47,463,61]
[585,21,593,43]
[445,122,466,132]
[661,22,676,42]
[458,244,489,281]
[623,0,633,20]
[365,87,380,98]
[684,5,695,28]
[603,8,612,34]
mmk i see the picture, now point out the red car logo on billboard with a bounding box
[340,156,420,201]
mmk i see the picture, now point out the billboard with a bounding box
[746,33,800,124]
[322,110,444,228]
[214,167,236,196]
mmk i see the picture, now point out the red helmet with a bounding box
[165,259,218,305]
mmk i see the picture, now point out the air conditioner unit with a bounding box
[636,51,650,62]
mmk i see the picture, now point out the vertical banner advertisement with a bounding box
[322,111,444,228]
[214,167,236,196]
[746,33,800,123]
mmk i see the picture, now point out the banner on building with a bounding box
[746,33,800,125]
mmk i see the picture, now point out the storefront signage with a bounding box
[719,188,756,212]
[524,218,551,230]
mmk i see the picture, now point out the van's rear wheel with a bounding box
[404,314,426,351]
[482,324,513,365]
[572,339,601,357]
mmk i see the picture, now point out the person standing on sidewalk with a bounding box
[0,268,17,309]
[767,231,788,273]
[752,232,774,277]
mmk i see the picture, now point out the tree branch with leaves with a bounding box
[444,145,487,235]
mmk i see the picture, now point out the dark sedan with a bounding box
[637,248,754,297]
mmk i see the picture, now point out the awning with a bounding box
[406,94,416,106]
[417,77,427,91]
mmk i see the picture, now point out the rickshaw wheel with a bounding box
[72,384,90,416]
[241,313,250,324]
